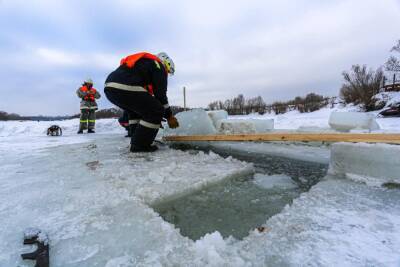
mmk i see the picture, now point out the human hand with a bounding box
[167,116,179,129]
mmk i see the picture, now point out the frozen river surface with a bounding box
[0,119,399,266]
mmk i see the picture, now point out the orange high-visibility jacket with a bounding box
[80,86,97,101]
[120,52,165,95]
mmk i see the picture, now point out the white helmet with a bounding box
[85,78,93,84]
[157,52,175,75]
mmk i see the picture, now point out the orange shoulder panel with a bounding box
[120,52,161,68]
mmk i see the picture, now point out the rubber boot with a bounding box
[88,129,95,133]
[126,124,137,138]
[130,125,159,152]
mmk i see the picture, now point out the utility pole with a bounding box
[183,86,187,111]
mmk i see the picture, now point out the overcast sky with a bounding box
[0,0,399,115]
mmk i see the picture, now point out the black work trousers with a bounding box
[104,87,163,148]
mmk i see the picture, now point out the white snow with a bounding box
[1,104,400,266]
[238,177,400,266]
[373,91,400,108]
[328,111,380,132]
[0,118,124,137]
[0,118,253,266]
[232,105,399,133]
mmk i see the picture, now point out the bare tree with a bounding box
[340,65,384,111]
[385,40,400,72]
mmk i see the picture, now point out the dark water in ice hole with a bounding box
[153,144,328,240]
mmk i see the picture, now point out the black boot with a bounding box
[77,130,83,134]
[130,124,159,153]
[126,124,137,138]
[88,129,95,133]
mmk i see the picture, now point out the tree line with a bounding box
[208,95,267,115]
[208,93,332,115]
[0,106,186,121]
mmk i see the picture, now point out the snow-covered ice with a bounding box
[0,120,252,266]
[1,105,400,266]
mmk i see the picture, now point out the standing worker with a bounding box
[104,52,179,152]
[76,78,101,134]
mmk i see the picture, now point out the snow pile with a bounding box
[164,109,217,136]
[328,111,380,132]
[373,91,400,109]
[329,142,400,186]
[207,110,228,128]
[0,118,124,137]
[253,173,297,189]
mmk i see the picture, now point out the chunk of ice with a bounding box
[328,112,380,132]
[164,109,217,136]
[253,173,297,189]
[217,119,274,134]
[207,110,228,128]
[247,119,274,132]
[328,142,400,185]
[217,119,256,134]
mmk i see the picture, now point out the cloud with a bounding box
[35,48,120,70]
[36,48,82,66]
[0,0,399,115]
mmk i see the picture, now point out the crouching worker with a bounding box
[104,52,179,152]
[77,78,101,134]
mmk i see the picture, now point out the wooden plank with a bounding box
[163,133,400,144]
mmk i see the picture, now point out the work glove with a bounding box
[167,116,179,129]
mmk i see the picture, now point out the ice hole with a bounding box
[153,148,328,240]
